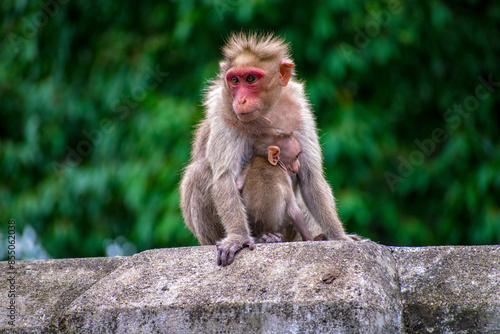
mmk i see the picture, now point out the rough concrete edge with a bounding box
[388,244,500,334]
[16,244,500,333]
[59,242,404,333]
[43,256,129,334]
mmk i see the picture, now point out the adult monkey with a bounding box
[180,33,359,266]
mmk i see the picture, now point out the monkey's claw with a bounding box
[216,235,255,266]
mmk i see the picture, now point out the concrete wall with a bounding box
[1,242,499,333]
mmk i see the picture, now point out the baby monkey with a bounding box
[237,132,326,243]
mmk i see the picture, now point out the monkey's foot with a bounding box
[313,234,327,241]
[255,233,284,243]
[346,234,365,241]
[313,234,371,242]
[216,234,255,266]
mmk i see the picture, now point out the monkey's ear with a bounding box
[220,62,228,71]
[279,61,294,86]
[268,146,281,165]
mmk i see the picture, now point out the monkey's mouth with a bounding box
[236,109,259,121]
[237,109,258,116]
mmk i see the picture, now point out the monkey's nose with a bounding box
[238,99,247,105]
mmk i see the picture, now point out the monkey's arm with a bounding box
[286,197,313,241]
[297,157,349,241]
[294,101,350,241]
[295,148,367,242]
[208,126,255,266]
[236,164,250,191]
[212,173,255,266]
[297,173,366,242]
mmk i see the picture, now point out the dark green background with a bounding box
[1,0,499,260]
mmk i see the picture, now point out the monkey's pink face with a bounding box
[278,137,301,177]
[226,68,267,121]
[285,151,301,177]
[285,138,301,176]
[289,158,300,175]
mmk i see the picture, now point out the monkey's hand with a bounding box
[255,233,284,243]
[216,234,255,266]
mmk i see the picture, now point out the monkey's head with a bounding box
[220,33,294,122]
[267,135,301,177]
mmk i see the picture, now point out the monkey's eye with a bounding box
[246,75,256,83]
[230,77,239,84]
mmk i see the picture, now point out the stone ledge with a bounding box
[392,245,500,333]
[1,243,499,333]
[0,256,125,334]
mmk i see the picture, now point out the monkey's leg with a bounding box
[180,161,224,245]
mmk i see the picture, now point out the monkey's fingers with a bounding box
[256,233,284,243]
[216,243,223,266]
[247,240,256,250]
[216,243,232,266]
[271,233,284,242]
[216,246,231,266]
[217,245,242,266]
[216,237,255,266]
[226,248,237,266]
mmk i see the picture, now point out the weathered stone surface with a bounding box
[2,243,499,333]
[0,257,125,334]
[392,245,500,334]
[61,241,401,333]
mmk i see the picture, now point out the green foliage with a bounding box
[1,0,498,259]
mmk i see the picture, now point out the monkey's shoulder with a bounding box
[190,119,211,160]
[264,84,308,133]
